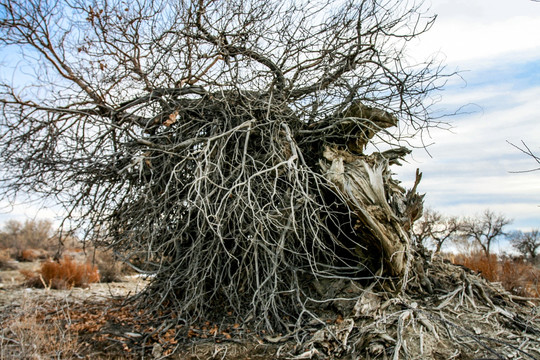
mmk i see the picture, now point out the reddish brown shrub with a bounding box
[499,258,540,297]
[22,257,100,289]
[453,252,499,282]
[19,248,40,262]
[18,248,48,262]
[452,252,540,298]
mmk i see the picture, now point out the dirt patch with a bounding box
[0,273,147,309]
[0,263,282,359]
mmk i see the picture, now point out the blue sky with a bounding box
[1,0,539,247]
[395,0,540,244]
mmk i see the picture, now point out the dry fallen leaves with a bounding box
[163,111,178,127]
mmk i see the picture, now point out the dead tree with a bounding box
[0,0,449,330]
[462,210,512,257]
[511,229,540,261]
[413,208,462,253]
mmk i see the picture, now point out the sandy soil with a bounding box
[0,260,148,309]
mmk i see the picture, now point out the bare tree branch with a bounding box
[508,140,540,173]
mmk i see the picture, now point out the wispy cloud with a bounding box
[0,198,64,225]
[396,53,540,231]
[396,0,540,231]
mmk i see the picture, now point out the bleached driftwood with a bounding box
[320,146,423,276]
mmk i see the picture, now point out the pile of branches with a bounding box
[109,88,424,331]
[277,249,540,359]
[157,249,539,359]
[1,0,446,332]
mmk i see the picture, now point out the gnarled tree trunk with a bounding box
[320,146,423,276]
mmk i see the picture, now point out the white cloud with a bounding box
[1,0,538,238]
[394,61,540,233]
[411,0,540,66]
[400,84,540,165]
[0,198,64,226]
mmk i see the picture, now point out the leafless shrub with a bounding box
[0,249,17,270]
[93,250,126,283]
[0,219,58,252]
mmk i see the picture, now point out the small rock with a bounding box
[152,343,163,359]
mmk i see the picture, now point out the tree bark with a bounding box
[320,146,423,276]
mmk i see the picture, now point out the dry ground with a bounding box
[0,260,285,359]
[2,257,540,360]
[0,260,149,359]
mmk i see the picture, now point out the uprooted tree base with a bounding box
[4,83,534,359]
[91,88,538,358]
[99,89,425,333]
[1,0,446,350]
[115,251,540,359]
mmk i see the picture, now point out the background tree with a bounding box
[462,210,512,257]
[0,219,55,250]
[413,208,462,252]
[0,0,448,330]
[511,229,540,262]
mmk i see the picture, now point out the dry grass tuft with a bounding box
[21,256,100,289]
[0,297,83,359]
[453,252,499,282]
[499,257,540,297]
[0,295,148,359]
[452,252,540,297]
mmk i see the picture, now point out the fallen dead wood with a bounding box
[280,249,540,359]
